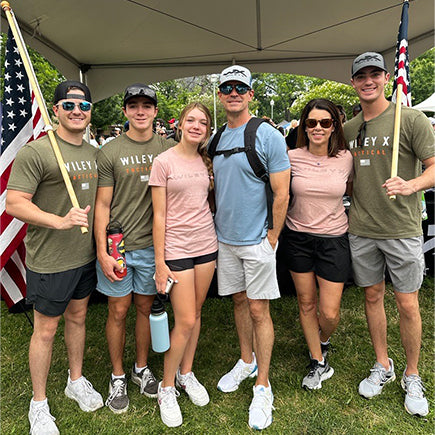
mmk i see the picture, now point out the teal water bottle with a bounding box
[149,296,170,353]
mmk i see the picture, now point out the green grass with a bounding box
[1,278,434,434]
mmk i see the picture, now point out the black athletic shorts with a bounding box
[26,260,96,317]
[165,251,218,272]
[280,226,350,283]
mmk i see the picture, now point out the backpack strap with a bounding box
[244,118,273,229]
[207,124,227,159]
[244,118,268,183]
[208,118,274,229]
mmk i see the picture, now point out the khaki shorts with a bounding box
[349,234,425,293]
[217,239,281,300]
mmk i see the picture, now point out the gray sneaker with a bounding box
[29,399,59,435]
[302,359,334,390]
[131,365,158,398]
[401,370,429,416]
[105,376,129,414]
[359,358,396,399]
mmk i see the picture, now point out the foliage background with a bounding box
[1,31,433,129]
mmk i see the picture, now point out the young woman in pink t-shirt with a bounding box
[150,102,217,427]
[280,99,353,391]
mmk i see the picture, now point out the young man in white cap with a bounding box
[6,80,103,435]
[211,65,290,430]
[343,52,435,417]
[94,84,175,414]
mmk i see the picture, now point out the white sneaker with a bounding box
[176,370,209,406]
[158,381,182,427]
[401,370,429,416]
[217,353,258,393]
[28,399,60,435]
[248,384,275,430]
[359,358,396,399]
[64,370,104,412]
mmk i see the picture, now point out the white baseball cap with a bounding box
[219,65,252,88]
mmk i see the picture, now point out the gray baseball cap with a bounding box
[123,83,157,107]
[351,52,388,77]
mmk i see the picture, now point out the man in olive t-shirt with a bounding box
[94,84,175,413]
[343,52,435,417]
[6,81,103,435]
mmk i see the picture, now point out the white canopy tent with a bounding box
[1,0,434,101]
[414,93,435,112]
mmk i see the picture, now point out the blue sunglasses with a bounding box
[58,101,92,112]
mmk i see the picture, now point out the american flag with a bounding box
[392,0,411,107]
[1,29,46,308]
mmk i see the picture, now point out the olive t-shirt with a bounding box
[7,133,98,273]
[343,103,435,239]
[97,133,175,251]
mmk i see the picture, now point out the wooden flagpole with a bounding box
[1,1,88,233]
[389,83,403,201]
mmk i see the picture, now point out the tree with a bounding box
[1,32,64,117]
[410,48,434,105]
[91,94,125,132]
[252,73,324,121]
[290,81,362,120]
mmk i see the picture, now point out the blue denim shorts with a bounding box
[96,247,156,297]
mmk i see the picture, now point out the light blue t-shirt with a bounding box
[212,121,290,245]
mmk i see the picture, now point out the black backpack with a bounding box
[207,117,274,229]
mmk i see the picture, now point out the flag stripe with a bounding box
[1,254,26,305]
[392,1,411,107]
[1,28,46,308]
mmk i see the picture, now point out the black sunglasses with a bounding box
[58,101,92,112]
[219,83,251,95]
[305,118,334,129]
[356,121,367,147]
[125,86,156,100]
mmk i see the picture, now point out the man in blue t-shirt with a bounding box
[211,65,290,430]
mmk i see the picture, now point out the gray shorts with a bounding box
[349,234,425,293]
[217,239,281,300]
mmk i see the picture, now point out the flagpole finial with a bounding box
[1,2,11,11]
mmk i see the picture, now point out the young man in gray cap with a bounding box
[212,65,290,430]
[6,80,103,435]
[343,52,435,416]
[94,84,176,413]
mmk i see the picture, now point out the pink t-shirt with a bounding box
[286,147,353,236]
[149,147,217,260]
